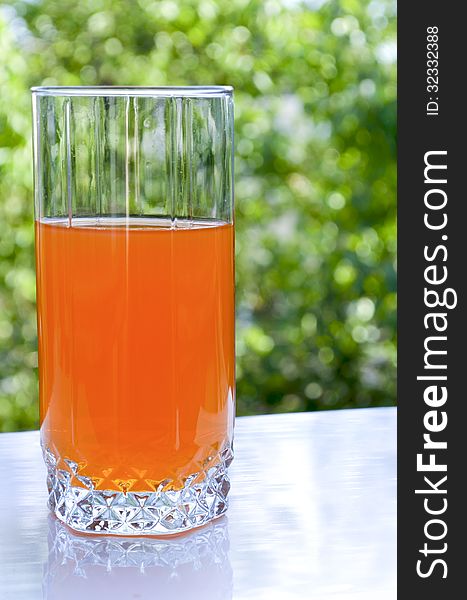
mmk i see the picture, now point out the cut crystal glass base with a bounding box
[43,444,233,536]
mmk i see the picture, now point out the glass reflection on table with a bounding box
[43,515,232,600]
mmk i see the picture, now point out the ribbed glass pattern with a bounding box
[33,87,233,224]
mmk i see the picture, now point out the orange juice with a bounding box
[35,218,235,493]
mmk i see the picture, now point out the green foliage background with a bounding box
[0,0,396,431]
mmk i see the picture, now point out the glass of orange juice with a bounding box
[32,86,235,536]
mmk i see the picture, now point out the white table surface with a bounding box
[0,408,396,600]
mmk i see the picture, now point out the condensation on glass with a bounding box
[32,86,235,536]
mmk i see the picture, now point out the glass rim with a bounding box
[31,85,234,98]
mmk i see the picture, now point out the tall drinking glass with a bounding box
[32,87,235,535]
